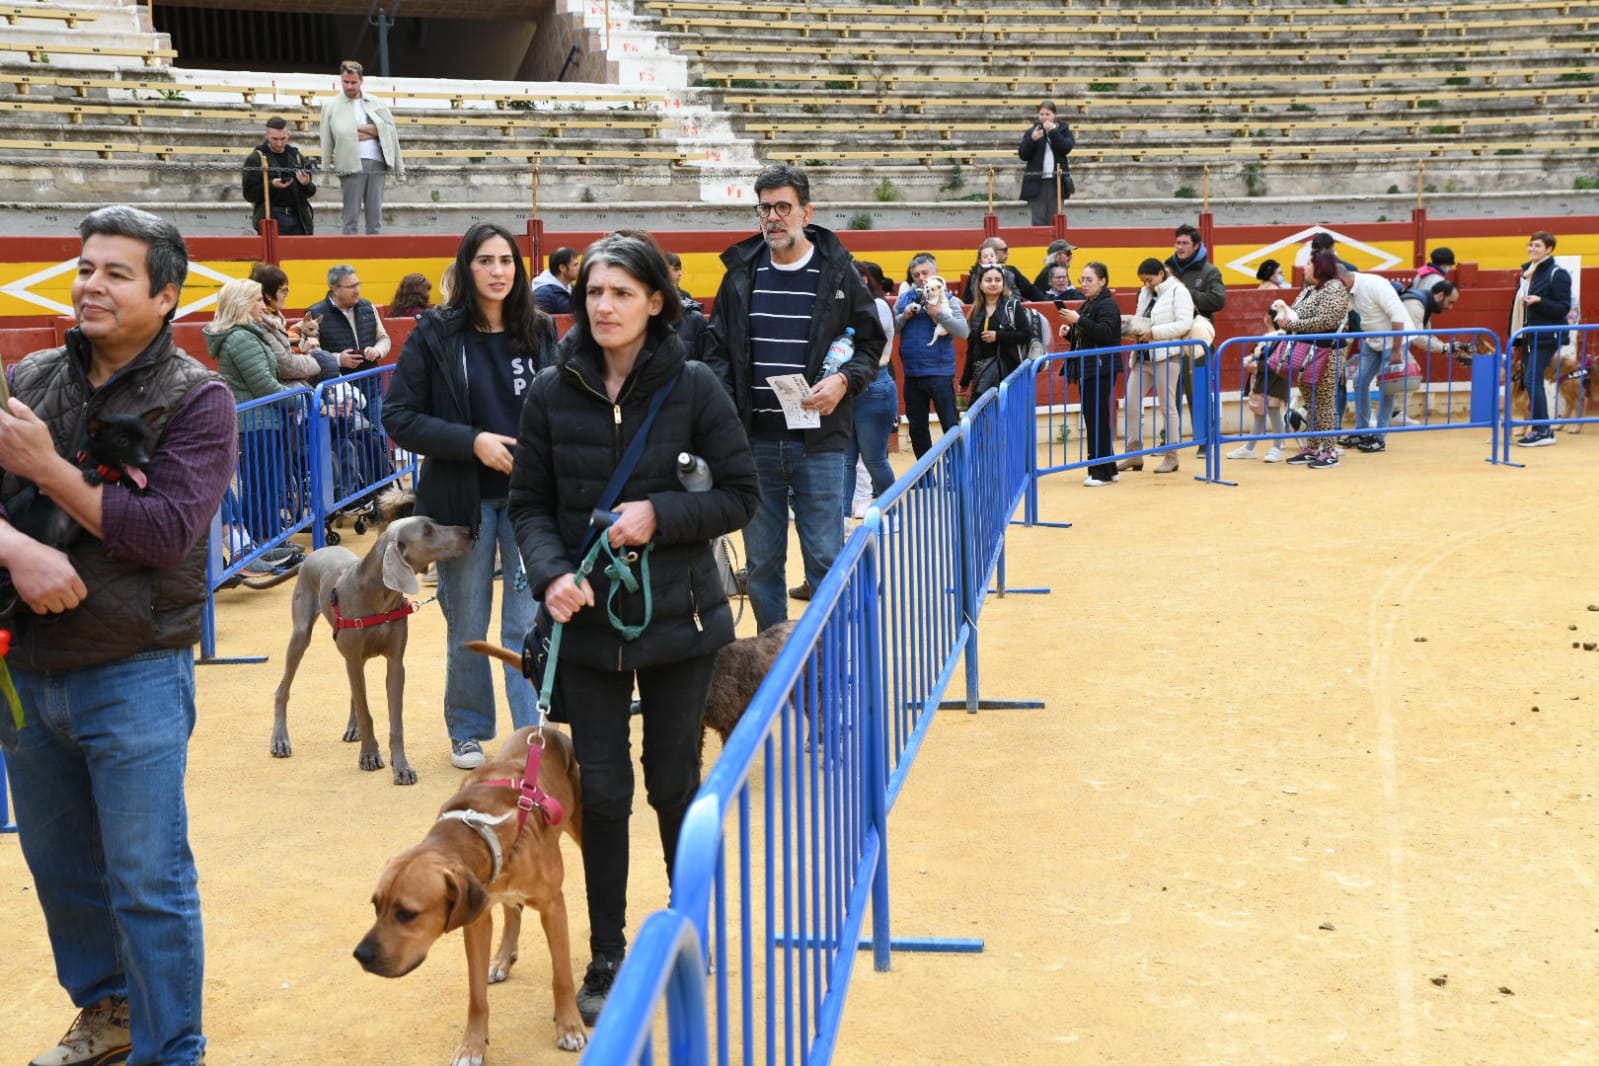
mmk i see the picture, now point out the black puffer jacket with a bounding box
[508,333,759,672]
[1063,289,1125,380]
[383,305,558,531]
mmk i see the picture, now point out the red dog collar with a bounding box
[330,571,418,631]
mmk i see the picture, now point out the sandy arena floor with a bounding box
[3,424,1597,1065]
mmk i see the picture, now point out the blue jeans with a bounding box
[744,439,846,631]
[3,648,205,1066]
[437,498,538,745]
[1354,337,1397,431]
[1522,333,1560,423]
[842,368,899,507]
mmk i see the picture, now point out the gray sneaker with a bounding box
[30,996,131,1066]
[450,738,486,769]
[577,955,623,1026]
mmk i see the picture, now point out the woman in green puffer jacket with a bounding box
[205,277,301,545]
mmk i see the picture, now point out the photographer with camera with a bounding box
[242,116,316,235]
[1018,101,1075,226]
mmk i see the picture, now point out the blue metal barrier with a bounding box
[1204,326,1500,483]
[199,365,417,663]
[584,349,1043,1066]
[310,364,415,549]
[199,385,312,663]
[588,911,711,1066]
[1502,323,1597,463]
[1031,339,1214,500]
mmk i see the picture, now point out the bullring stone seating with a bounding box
[0,6,98,28]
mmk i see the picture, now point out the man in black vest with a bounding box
[242,115,316,235]
[305,263,391,373]
[0,205,235,1065]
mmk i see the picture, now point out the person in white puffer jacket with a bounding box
[1119,257,1196,475]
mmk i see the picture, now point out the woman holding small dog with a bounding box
[509,235,759,1028]
[383,223,558,770]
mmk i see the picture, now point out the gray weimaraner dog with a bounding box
[259,515,471,784]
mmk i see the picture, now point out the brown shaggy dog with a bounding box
[701,620,797,756]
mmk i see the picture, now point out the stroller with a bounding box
[317,380,400,545]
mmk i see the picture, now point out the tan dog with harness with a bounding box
[355,706,586,1061]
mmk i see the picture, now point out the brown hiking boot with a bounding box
[30,996,131,1066]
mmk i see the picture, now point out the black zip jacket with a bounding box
[508,332,759,671]
[701,225,886,452]
[382,305,557,531]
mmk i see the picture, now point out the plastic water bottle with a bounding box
[677,452,713,492]
[817,326,856,383]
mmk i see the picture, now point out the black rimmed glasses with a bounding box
[755,202,797,219]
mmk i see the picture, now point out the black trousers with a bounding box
[1081,369,1118,482]
[557,649,719,959]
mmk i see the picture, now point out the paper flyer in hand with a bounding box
[768,374,820,429]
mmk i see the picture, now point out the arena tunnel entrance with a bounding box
[150,0,581,82]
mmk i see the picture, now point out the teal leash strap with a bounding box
[536,535,619,718]
[604,541,653,641]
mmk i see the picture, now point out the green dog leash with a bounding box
[536,535,655,719]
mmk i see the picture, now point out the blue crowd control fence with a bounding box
[1203,326,1503,482]
[584,360,1043,1066]
[591,910,711,1066]
[200,365,417,663]
[1030,340,1214,498]
[1502,323,1598,462]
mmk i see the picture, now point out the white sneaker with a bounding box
[1262,446,1285,463]
[1227,445,1257,460]
[450,739,486,769]
[1083,475,1117,487]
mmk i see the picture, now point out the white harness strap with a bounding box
[437,809,516,883]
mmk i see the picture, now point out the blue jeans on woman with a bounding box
[4,648,206,1065]
[842,367,899,509]
[1522,332,1561,424]
[437,498,538,746]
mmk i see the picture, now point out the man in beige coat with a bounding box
[319,60,404,235]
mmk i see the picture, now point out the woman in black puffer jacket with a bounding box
[1058,260,1124,486]
[508,235,759,1024]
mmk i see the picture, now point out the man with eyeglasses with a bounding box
[703,164,886,627]
[305,263,391,372]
